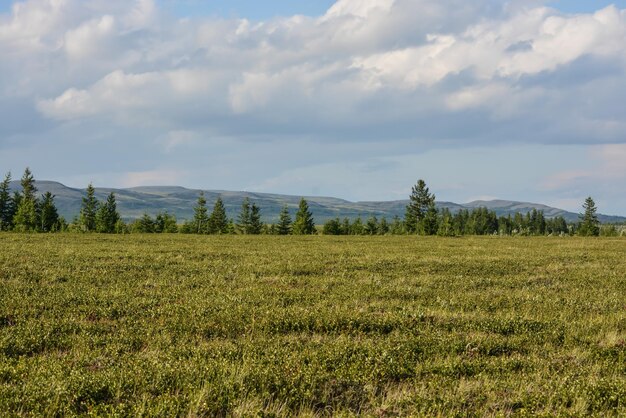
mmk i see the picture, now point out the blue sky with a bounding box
[1,0,626,215]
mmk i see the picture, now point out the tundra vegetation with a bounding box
[0,234,625,416]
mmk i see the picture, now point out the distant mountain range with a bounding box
[9,181,626,224]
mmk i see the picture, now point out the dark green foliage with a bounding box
[96,193,120,234]
[80,184,98,232]
[131,213,155,233]
[364,216,378,235]
[13,168,39,232]
[405,180,437,234]
[293,198,316,235]
[208,197,228,234]
[276,205,292,235]
[579,197,600,237]
[154,212,178,233]
[378,217,389,235]
[0,172,12,231]
[38,192,60,232]
[193,192,210,234]
[437,208,455,237]
[350,217,364,235]
[248,204,263,235]
[323,218,342,235]
[237,198,251,234]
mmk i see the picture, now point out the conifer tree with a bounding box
[209,196,228,234]
[80,183,98,232]
[378,217,389,235]
[292,198,315,235]
[276,205,292,235]
[579,197,600,237]
[364,216,378,235]
[422,202,439,235]
[405,179,436,234]
[155,212,178,233]
[38,192,59,232]
[13,168,39,231]
[0,172,12,231]
[193,192,209,234]
[237,198,251,234]
[96,192,120,233]
[248,203,263,234]
[437,208,455,237]
[351,217,364,235]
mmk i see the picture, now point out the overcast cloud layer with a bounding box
[1,0,625,213]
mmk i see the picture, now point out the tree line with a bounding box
[0,169,620,236]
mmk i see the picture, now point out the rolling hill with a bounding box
[9,181,626,224]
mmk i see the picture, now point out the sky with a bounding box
[0,0,625,215]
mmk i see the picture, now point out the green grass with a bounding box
[1,234,625,416]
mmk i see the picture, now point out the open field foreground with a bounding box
[1,235,625,416]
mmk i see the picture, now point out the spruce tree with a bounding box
[237,198,251,234]
[155,212,178,233]
[209,196,228,234]
[0,172,12,231]
[405,179,436,234]
[292,198,316,235]
[276,205,292,235]
[80,183,98,232]
[422,202,439,235]
[13,168,39,231]
[378,217,389,235]
[248,203,263,234]
[437,208,455,237]
[193,192,209,234]
[96,192,120,233]
[364,216,378,235]
[39,192,60,232]
[579,197,600,237]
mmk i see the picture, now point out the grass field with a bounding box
[1,234,625,416]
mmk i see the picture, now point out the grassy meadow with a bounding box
[0,234,625,416]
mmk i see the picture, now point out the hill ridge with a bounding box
[8,180,626,224]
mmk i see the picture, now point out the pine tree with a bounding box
[323,218,342,235]
[364,216,378,235]
[579,197,600,237]
[155,212,178,233]
[38,192,59,232]
[193,192,209,234]
[80,183,98,232]
[276,205,292,235]
[292,198,315,235]
[378,217,389,235]
[422,202,439,235]
[96,192,120,233]
[405,179,436,234]
[437,208,455,237]
[237,198,251,234]
[0,172,12,231]
[208,196,228,234]
[248,203,263,234]
[13,168,39,232]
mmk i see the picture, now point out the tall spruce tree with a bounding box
[39,192,60,232]
[13,168,39,231]
[0,172,12,231]
[405,179,436,234]
[209,196,228,234]
[80,183,98,232]
[237,198,251,234]
[193,192,210,234]
[276,205,292,235]
[96,192,120,233]
[292,198,316,235]
[248,203,263,235]
[579,197,600,237]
